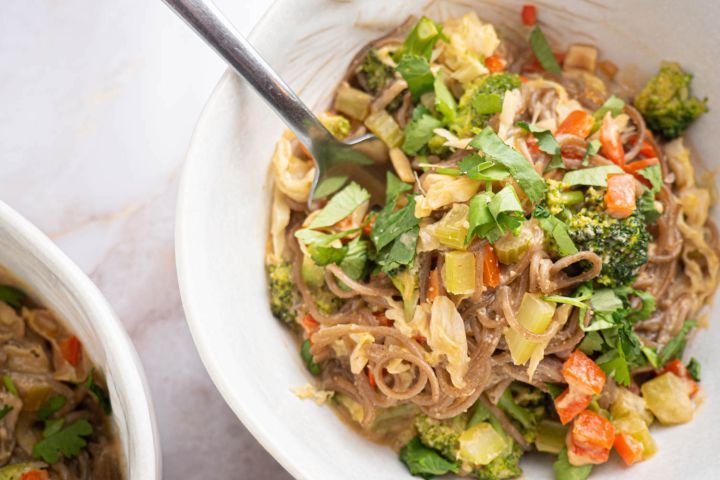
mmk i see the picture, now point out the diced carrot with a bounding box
[302,314,319,332]
[572,410,616,450]
[59,336,81,367]
[367,368,376,389]
[614,432,644,466]
[20,471,49,480]
[521,4,537,25]
[362,213,376,237]
[600,111,625,167]
[485,55,506,73]
[556,111,595,138]
[604,173,636,218]
[555,388,592,425]
[427,269,440,303]
[638,140,656,159]
[482,244,500,288]
[567,429,611,466]
[624,157,658,173]
[562,350,606,395]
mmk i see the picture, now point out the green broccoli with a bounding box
[359,49,395,94]
[497,385,547,444]
[567,188,650,288]
[475,442,523,480]
[452,73,522,137]
[414,414,465,461]
[267,262,300,326]
[634,62,708,139]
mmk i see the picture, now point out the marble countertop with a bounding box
[0,0,291,478]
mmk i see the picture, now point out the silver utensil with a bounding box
[163,0,388,205]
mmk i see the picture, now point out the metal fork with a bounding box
[163,0,389,206]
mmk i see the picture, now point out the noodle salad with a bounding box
[265,6,715,479]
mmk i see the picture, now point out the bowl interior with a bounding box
[0,202,159,478]
[177,1,720,479]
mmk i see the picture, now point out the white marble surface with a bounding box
[0,0,292,478]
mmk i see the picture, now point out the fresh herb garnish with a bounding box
[529,26,561,74]
[300,339,321,376]
[396,55,434,99]
[582,139,601,166]
[466,185,525,243]
[469,127,547,203]
[593,95,625,120]
[309,244,348,266]
[0,285,26,310]
[38,395,66,421]
[308,182,370,229]
[637,163,663,192]
[433,70,456,123]
[86,370,112,415]
[33,419,93,464]
[399,437,459,479]
[518,122,562,169]
[658,320,698,366]
[533,206,578,256]
[562,165,624,187]
[0,405,12,420]
[402,106,443,155]
[687,357,701,382]
[394,16,444,61]
[338,237,369,280]
[638,188,662,224]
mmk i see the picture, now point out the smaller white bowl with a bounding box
[0,201,160,479]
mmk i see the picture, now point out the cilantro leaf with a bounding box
[553,448,593,480]
[371,197,420,251]
[396,55,434,99]
[309,244,348,266]
[638,163,663,193]
[529,26,561,74]
[590,289,624,313]
[433,70,456,122]
[582,139,601,166]
[458,154,510,181]
[0,285,26,310]
[518,122,560,156]
[400,437,459,479]
[294,227,362,246]
[308,182,370,228]
[638,188,662,224]
[593,95,625,120]
[687,357,701,382]
[402,106,442,155]
[339,237,368,280]
[533,207,578,256]
[466,186,524,244]
[562,165,624,187]
[386,171,413,205]
[374,226,419,273]
[313,175,348,199]
[596,340,631,386]
[38,395,66,421]
[86,370,112,416]
[470,127,547,203]
[33,419,93,464]
[658,320,698,366]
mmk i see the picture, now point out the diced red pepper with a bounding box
[555,388,592,425]
[604,173,636,219]
[624,157,659,173]
[638,140,656,159]
[556,110,595,138]
[600,111,625,167]
[521,4,537,25]
[367,368,376,389]
[485,55,506,73]
[302,314,319,332]
[482,244,500,288]
[561,350,606,395]
[572,410,615,450]
[20,471,49,480]
[374,312,393,327]
[59,336,82,367]
[567,429,611,466]
[614,432,644,466]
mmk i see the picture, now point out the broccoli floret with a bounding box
[497,384,548,444]
[568,189,650,288]
[359,49,395,94]
[414,414,465,461]
[634,62,708,139]
[314,288,343,315]
[267,262,300,326]
[452,73,522,137]
[475,442,523,480]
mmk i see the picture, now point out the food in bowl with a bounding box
[265,5,715,479]
[0,269,121,479]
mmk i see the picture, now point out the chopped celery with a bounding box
[443,251,476,295]
[505,293,556,365]
[458,422,507,466]
[610,388,653,426]
[334,83,373,120]
[613,414,658,460]
[364,110,404,148]
[0,462,48,479]
[641,372,695,425]
[301,255,325,288]
[433,204,469,250]
[535,420,567,454]
[494,226,532,265]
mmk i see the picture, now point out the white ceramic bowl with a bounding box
[0,201,160,478]
[176,1,720,479]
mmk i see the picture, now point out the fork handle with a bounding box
[163,0,330,146]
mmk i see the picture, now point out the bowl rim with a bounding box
[0,201,162,479]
